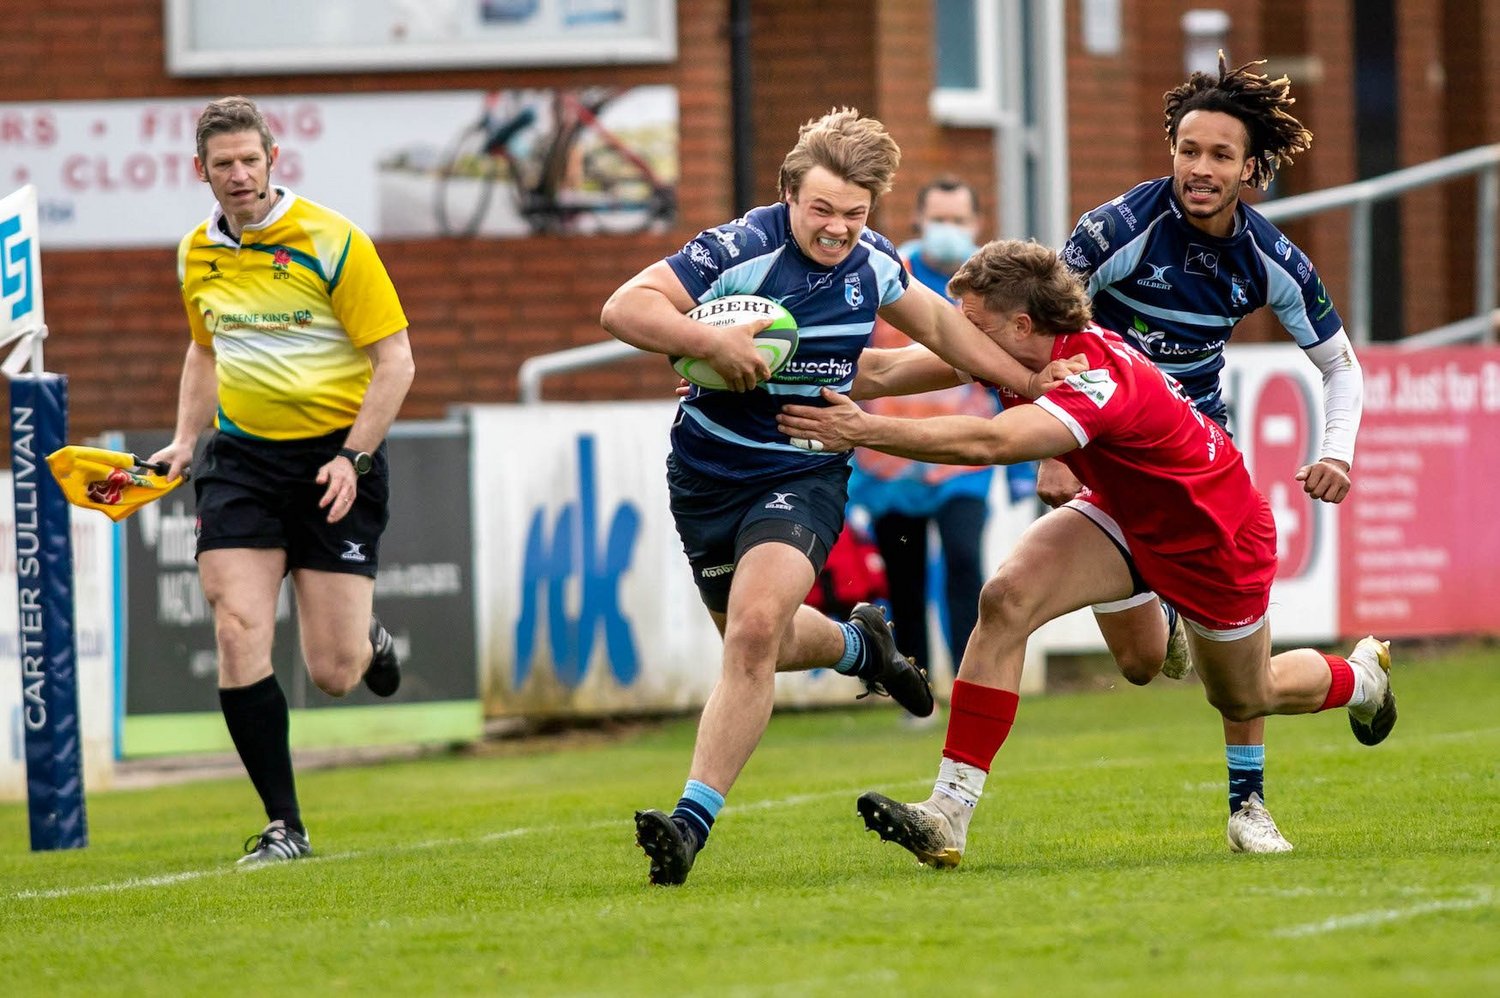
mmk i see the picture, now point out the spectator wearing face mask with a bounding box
[847,176,1029,697]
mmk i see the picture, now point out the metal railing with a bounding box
[518,336,639,403]
[1257,143,1499,349]
[518,145,1500,402]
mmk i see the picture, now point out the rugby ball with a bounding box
[672,294,799,390]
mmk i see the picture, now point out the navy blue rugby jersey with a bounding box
[664,202,909,480]
[1062,177,1344,413]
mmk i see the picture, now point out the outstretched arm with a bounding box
[878,281,1085,398]
[778,387,1080,466]
[849,344,963,401]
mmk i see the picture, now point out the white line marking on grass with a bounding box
[10,783,898,903]
[1272,889,1493,937]
[14,868,234,899]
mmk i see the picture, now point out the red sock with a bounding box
[1319,654,1354,711]
[943,680,1020,772]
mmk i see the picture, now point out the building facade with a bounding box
[6,0,1498,438]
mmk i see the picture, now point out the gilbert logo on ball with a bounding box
[673,294,799,390]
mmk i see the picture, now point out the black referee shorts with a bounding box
[193,428,390,577]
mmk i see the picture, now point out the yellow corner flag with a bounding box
[45,446,187,522]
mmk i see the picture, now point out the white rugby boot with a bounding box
[857,790,967,868]
[1226,793,1294,853]
[1346,637,1396,746]
[1160,602,1193,680]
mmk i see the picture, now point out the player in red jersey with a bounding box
[776,240,1396,867]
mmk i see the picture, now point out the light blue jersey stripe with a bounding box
[1256,246,1320,346]
[1152,357,1215,377]
[867,246,908,303]
[702,248,786,302]
[761,381,854,396]
[1100,284,1239,328]
[1086,222,1157,294]
[681,404,818,452]
[798,322,871,340]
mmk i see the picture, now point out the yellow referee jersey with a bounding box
[177,190,408,441]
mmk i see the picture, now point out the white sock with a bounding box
[933,757,987,808]
[1348,672,1369,708]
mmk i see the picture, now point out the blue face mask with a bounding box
[919,220,979,270]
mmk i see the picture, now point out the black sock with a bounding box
[1228,767,1264,814]
[219,675,303,834]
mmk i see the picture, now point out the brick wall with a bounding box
[4,0,1497,441]
[13,1,730,438]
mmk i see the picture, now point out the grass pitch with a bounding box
[2,644,1496,996]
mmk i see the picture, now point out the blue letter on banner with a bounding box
[10,374,87,850]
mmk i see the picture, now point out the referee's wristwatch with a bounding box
[337,446,373,476]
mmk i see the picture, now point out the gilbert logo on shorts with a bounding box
[764,492,796,511]
[340,540,368,563]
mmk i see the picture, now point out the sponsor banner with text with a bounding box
[0,87,676,248]
[0,471,114,803]
[1336,347,1500,637]
[468,403,875,718]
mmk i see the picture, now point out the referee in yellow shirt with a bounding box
[149,96,416,865]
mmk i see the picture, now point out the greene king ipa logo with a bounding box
[515,435,640,689]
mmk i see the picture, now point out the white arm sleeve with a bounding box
[1303,328,1363,467]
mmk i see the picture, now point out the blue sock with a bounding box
[1227,744,1265,814]
[672,779,724,850]
[832,621,870,677]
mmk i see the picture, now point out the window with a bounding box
[164,0,676,76]
[930,0,1002,125]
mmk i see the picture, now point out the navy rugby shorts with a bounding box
[193,428,390,577]
[667,453,850,613]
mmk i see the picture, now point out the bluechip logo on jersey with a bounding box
[778,357,854,385]
[515,435,640,690]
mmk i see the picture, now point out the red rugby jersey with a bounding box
[999,324,1263,550]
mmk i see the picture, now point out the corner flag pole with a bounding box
[2,183,86,851]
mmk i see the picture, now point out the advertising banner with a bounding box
[1337,347,1500,637]
[0,468,115,804]
[118,422,477,755]
[1223,344,1341,642]
[470,403,876,719]
[0,87,677,248]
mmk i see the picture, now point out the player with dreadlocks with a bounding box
[1042,54,1367,854]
